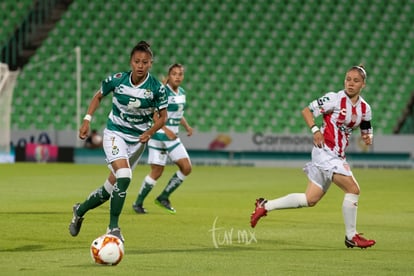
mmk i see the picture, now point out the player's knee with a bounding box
[178,160,192,176]
[115,168,132,191]
[108,172,116,185]
[150,165,164,180]
[116,168,132,180]
[181,165,192,176]
[150,171,162,180]
[345,184,360,195]
[350,186,360,195]
[306,197,320,207]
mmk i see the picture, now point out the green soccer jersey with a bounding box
[152,84,186,141]
[101,71,168,143]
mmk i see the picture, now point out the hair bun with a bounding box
[137,40,150,48]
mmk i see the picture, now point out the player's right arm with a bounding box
[303,92,336,148]
[302,106,324,148]
[180,116,192,136]
[79,90,104,140]
[79,74,116,140]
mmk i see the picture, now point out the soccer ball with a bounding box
[90,234,125,265]
[92,134,102,145]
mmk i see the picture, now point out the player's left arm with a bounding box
[154,111,177,140]
[360,104,373,145]
[140,108,168,143]
[139,83,168,143]
[360,120,373,145]
[151,111,177,139]
[180,116,193,136]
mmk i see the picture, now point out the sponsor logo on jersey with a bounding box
[120,112,144,123]
[317,98,324,106]
[317,96,330,106]
[114,72,122,79]
[127,98,141,110]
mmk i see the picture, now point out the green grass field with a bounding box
[1,163,414,276]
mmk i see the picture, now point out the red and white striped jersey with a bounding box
[308,90,372,157]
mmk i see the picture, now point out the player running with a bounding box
[132,63,193,214]
[69,41,167,242]
[251,65,376,249]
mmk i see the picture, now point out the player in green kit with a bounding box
[132,63,193,214]
[69,41,168,242]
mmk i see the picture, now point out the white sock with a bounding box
[176,170,186,181]
[144,175,157,185]
[138,175,156,191]
[343,193,359,239]
[103,179,114,193]
[264,193,308,211]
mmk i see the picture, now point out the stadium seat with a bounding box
[10,0,414,134]
[0,1,33,45]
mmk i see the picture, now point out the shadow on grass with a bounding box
[127,245,257,255]
[256,238,346,251]
[0,244,46,252]
[0,211,66,214]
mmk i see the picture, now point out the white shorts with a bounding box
[303,146,353,192]
[147,138,190,166]
[102,128,146,170]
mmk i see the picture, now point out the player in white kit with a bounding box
[251,65,376,249]
[132,63,193,214]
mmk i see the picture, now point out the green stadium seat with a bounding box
[0,1,33,45]
[10,0,414,134]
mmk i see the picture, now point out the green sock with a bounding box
[77,184,111,217]
[158,173,184,200]
[135,176,156,205]
[109,177,130,229]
